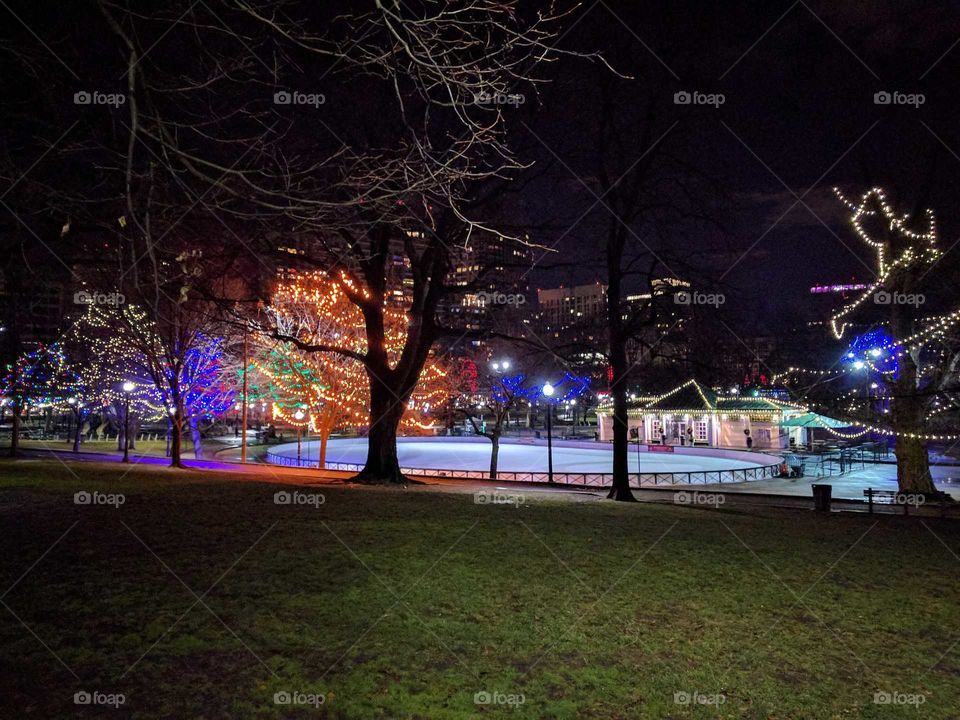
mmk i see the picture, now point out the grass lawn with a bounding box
[11,438,173,453]
[6,438,276,466]
[8,438,230,457]
[1,460,958,719]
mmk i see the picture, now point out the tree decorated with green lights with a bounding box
[2,344,90,455]
[252,343,364,467]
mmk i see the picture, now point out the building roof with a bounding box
[644,380,717,411]
[597,379,805,417]
[719,397,789,412]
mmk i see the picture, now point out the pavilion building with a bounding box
[597,379,805,450]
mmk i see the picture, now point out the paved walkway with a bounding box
[687,464,960,501]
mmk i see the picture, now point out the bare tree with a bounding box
[4,1,599,481]
[784,187,960,493]
[457,363,536,480]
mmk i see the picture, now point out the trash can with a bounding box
[812,484,832,512]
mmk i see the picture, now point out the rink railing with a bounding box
[265,450,784,488]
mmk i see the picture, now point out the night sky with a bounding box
[517,1,960,330]
[3,1,960,337]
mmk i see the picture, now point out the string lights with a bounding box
[829,187,941,339]
[263,270,451,436]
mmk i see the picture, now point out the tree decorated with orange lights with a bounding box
[260,270,450,467]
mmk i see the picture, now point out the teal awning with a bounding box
[780,412,855,428]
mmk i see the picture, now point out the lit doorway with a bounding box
[664,421,687,445]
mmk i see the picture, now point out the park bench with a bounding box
[864,488,953,517]
[864,488,910,515]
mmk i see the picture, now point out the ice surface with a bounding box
[270,438,768,474]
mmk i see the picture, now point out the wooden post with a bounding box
[241,330,248,464]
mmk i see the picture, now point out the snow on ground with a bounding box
[270,437,769,474]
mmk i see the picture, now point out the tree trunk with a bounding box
[73,412,82,452]
[319,431,329,469]
[891,360,935,493]
[888,267,936,494]
[896,436,934,493]
[489,434,500,480]
[606,234,636,502]
[9,404,21,458]
[189,415,203,459]
[607,375,635,501]
[355,383,406,483]
[170,411,185,468]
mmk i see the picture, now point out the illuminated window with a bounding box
[694,421,708,442]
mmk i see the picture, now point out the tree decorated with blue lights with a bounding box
[73,303,236,464]
[166,336,236,460]
[458,363,590,480]
[780,188,960,493]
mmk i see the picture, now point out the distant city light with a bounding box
[810,283,869,294]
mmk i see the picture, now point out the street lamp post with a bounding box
[543,382,555,483]
[491,359,511,430]
[121,381,135,463]
[295,409,305,464]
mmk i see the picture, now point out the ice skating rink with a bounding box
[268,437,777,474]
